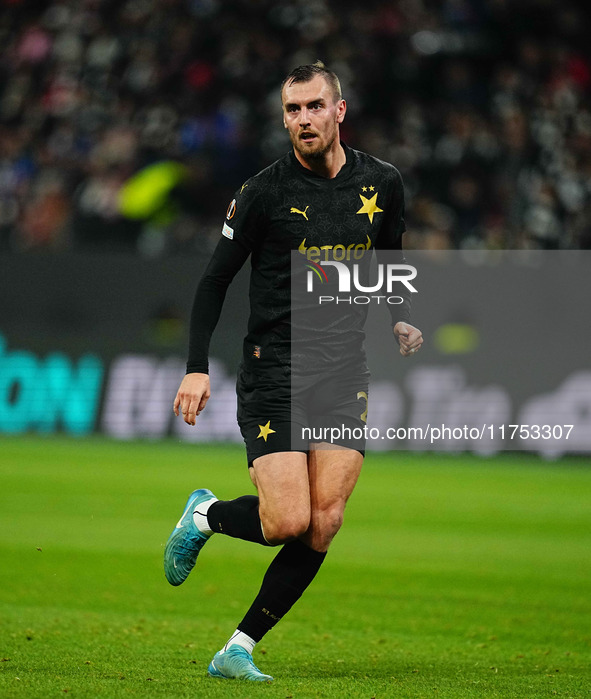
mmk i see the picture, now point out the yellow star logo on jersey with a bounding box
[240,183,248,194]
[356,192,383,223]
[257,421,276,442]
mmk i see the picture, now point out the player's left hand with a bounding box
[393,322,423,357]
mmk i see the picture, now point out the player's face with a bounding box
[282,75,346,162]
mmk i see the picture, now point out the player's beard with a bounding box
[292,129,337,162]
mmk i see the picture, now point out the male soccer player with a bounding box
[165,61,423,682]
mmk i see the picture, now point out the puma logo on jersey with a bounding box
[290,206,309,220]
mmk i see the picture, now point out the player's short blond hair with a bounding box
[281,61,343,103]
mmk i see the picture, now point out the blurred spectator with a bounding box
[0,0,589,253]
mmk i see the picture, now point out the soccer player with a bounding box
[165,61,423,682]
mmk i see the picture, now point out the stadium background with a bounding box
[1,1,590,697]
[0,0,590,450]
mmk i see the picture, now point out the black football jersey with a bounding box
[187,143,410,374]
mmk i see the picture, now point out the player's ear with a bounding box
[336,99,347,124]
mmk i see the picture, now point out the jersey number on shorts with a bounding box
[357,391,368,424]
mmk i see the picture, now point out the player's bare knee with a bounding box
[303,504,345,550]
[261,511,310,544]
[320,507,344,541]
[329,509,344,536]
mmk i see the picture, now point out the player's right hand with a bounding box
[173,372,211,426]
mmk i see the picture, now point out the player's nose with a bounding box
[299,108,311,126]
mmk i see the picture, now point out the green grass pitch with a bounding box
[1,436,590,698]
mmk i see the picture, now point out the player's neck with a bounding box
[294,140,346,179]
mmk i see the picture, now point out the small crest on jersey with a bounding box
[222,222,234,240]
[253,345,261,359]
[226,199,237,220]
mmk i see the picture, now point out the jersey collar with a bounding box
[288,141,354,182]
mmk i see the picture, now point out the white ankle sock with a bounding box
[222,630,256,655]
[192,497,217,535]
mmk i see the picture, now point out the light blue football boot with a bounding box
[164,489,216,586]
[208,645,273,682]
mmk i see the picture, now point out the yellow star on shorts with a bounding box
[257,420,276,441]
[356,192,383,223]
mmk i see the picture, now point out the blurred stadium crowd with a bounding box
[1,0,589,254]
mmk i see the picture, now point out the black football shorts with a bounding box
[236,363,370,466]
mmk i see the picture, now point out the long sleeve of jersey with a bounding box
[375,167,412,327]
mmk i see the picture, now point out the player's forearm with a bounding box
[388,294,412,328]
[388,250,412,327]
[186,274,229,374]
[374,246,412,328]
[186,238,250,374]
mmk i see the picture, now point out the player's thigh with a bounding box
[251,451,311,538]
[307,445,364,512]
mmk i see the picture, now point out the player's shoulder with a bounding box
[349,146,404,187]
[235,153,291,196]
[228,155,291,219]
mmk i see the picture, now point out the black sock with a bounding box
[237,539,327,642]
[207,496,271,546]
